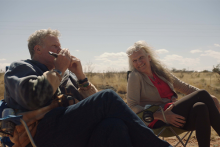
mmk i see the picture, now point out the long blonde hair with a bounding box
[126,40,173,83]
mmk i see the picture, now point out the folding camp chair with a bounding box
[0,66,37,147]
[0,100,37,147]
[127,71,193,147]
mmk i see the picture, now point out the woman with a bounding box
[126,40,220,147]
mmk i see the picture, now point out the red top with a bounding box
[147,73,174,128]
[149,73,174,100]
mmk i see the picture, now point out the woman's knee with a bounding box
[193,102,209,114]
[196,89,210,97]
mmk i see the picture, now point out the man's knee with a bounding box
[93,118,128,137]
[97,89,121,102]
[108,118,128,131]
[99,118,127,130]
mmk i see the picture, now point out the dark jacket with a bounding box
[4,59,83,112]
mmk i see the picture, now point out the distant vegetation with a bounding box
[1,69,220,102]
[213,64,220,75]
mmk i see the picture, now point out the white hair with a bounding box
[28,28,60,59]
[126,40,173,82]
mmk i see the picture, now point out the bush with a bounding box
[213,64,220,75]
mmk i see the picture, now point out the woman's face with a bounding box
[129,49,152,74]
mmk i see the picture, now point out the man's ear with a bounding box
[34,45,42,55]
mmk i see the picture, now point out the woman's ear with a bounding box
[148,55,152,62]
[34,45,42,55]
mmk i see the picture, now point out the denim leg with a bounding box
[31,89,171,147]
[87,118,132,147]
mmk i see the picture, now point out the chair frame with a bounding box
[157,106,193,147]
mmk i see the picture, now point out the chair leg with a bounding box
[157,127,167,137]
[169,127,185,146]
[184,131,193,146]
[174,131,190,147]
[173,130,193,147]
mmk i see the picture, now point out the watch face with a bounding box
[144,116,153,122]
[143,111,154,123]
[136,105,158,123]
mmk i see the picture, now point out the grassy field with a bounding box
[1,71,220,142]
[1,71,219,101]
[0,73,4,100]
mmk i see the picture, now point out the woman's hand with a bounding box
[68,56,86,80]
[164,104,186,128]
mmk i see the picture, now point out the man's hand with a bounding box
[68,56,86,80]
[54,49,71,74]
[164,104,186,128]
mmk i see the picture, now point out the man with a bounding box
[4,29,172,147]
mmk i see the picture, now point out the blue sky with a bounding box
[0,0,220,72]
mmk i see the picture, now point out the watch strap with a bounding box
[52,69,62,77]
[78,77,88,84]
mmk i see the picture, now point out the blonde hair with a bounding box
[28,28,60,59]
[126,40,173,83]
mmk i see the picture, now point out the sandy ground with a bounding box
[0,135,220,146]
[165,136,220,147]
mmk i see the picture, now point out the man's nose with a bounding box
[57,48,62,53]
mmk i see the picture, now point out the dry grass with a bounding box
[86,72,128,102]
[0,73,4,100]
[174,72,220,99]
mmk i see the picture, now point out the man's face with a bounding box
[40,35,61,68]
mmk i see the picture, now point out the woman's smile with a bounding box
[138,63,145,68]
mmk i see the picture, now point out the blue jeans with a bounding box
[28,90,171,147]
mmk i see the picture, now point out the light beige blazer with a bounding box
[127,70,199,114]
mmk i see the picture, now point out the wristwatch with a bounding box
[143,105,160,123]
[143,111,154,123]
[52,69,62,77]
[137,105,159,123]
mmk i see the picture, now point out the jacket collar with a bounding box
[25,59,49,72]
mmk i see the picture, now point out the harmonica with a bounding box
[48,51,58,58]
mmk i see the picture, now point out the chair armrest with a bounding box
[159,106,168,124]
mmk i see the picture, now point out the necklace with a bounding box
[149,76,156,81]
